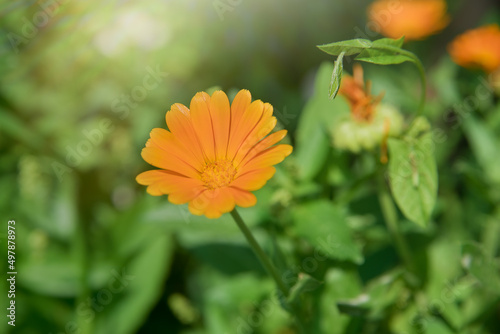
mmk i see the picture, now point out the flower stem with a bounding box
[377,45,427,118]
[377,182,414,273]
[230,209,289,297]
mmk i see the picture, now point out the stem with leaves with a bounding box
[230,209,309,332]
[319,37,427,118]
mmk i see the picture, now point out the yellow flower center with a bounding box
[201,160,237,189]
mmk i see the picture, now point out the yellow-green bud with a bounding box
[331,103,404,153]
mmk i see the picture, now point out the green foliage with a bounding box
[294,62,350,181]
[388,132,438,227]
[292,200,363,264]
[2,1,500,333]
[318,37,411,66]
[318,36,427,117]
[355,37,413,65]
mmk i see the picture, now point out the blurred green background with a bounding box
[1,0,500,333]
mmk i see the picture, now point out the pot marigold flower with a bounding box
[448,24,500,73]
[136,90,292,219]
[332,64,403,153]
[368,0,449,41]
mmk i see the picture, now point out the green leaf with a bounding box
[292,200,363,263]
[372,36,405,48]
[406,116,431,138]
[462,242,500,294]
[388,133,438,227]
[329,52,345,99]
[355,37,413,65]
[318,37,404,62]
[355,49,414,65]
[317,38,372,56]
[287,273,322,306]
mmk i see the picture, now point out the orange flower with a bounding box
[448,24,500,73]
[136,90,292,219]
[332,64,404,153]
[368,0,449,41]
[340,64,384,122]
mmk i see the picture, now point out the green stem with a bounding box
[76,218,93,334]
[377,182,414,272]
[377,45,427,118]
[230,209,289,297]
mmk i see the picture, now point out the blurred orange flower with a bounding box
[448,24,500,73]
[368,0,449,41]
[332,64,404,154]
[136,90,292,219]
[340,64,383,122]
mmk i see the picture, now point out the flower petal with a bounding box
[190,92,216,162]
[210,91,231,160]
[237,130,288,168]
[233,104,276,165]
[136,170,203,199]
[227,100,264,161]
[229,89,252,145]
[239,144,293,173]
[231,167,276,191]
[188,187,235,219]
[147,128,204,172]
[166,103,206,164]
[228,187,257,207]
[141,147,200,179]
[168,185,206,204]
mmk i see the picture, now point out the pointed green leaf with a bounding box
[317,38,372,56]
[372,36,405,48]
[388,133,438,227]
[329,51,345,99]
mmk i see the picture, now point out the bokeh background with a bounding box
[1,0,500,333]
